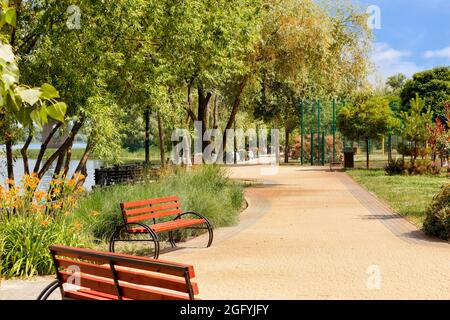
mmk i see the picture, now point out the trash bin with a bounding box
[344,149,354,168]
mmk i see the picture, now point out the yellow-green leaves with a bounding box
[0,42,15,63]
[0,40,66,129]
[40,83,60,99]
[17,88,42,106]
[46,102,67,123]
[0,4,16,28]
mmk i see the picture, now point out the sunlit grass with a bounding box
[346,168,448,226]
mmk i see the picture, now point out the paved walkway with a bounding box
[1,166,449,300]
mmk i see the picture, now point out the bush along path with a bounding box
[424,184,450,240]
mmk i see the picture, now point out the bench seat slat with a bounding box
[128,218,206,234]
[51,245,195,278]
[59,271,190,300]
[56,258,199,294]
[64,289,124,300]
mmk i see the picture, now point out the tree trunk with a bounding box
[33,122,62,173]
[284,126,290,164]
[73,141,92,177]
[144,107,150,165]
[71,141,92,189]
[197,85,212,152]
[221,76,248,155]
[5,134,14,187]
[63,145,73,177]
[213,95,219,129]
[157,111,166,167]
[21,130,33,175]
[366,138,370,169]
[38,119,84,179]
[53,151,66,178]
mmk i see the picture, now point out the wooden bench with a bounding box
[37,245,199,300]
[109,196,213,259]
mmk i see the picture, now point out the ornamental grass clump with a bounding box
[73,165,245,241]
[0,174,91,278]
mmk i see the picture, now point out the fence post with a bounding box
[310,128,314,166]
[300,100,304,165]
[332,99,336,163]
[317,100,321,165]
[322,131,325,166]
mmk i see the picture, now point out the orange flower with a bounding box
[52,179,63,186]
[73,173,85,181]
[76,186,85,194]
[67,179,77,188]
[34,191,47,201]
[41,220,50,227]
[51,202,62,210]
[74,222,82,231]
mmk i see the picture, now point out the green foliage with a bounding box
[400,67,450,118]
[0,40,66,131]
[386,73,407,93]
[72,166,244,241]
[398,95,434,161]
[423,184,450,241]
[338,96,394,141]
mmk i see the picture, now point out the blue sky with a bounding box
[358,0,450,81]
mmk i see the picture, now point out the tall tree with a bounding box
[252,0,372,163]
[400,67,450,118]
[399,95,434,162]
[338,96,394,168]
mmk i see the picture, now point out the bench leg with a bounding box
[109,222,160,259]
[169,212,214,248]
[36,279,60,300]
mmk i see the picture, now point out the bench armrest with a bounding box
[176,211,214,228]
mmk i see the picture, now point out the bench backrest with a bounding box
[50,245,198,300]
[121,196,181,224]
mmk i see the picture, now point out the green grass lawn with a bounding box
[346,168,448,226]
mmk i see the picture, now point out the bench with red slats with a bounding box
[109,196,214,259]
[37,245,199,300]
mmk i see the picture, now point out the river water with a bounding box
[0,157,102,191]
[1,143,102,190]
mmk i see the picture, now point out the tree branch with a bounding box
[33,122,62,173]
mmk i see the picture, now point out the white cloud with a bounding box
[424,47,450,59]
[370,42,421,82]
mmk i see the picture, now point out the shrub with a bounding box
[384,159,441,176]
[384,159,405,175]
[73,165,245,241]
[423,184,450,240]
